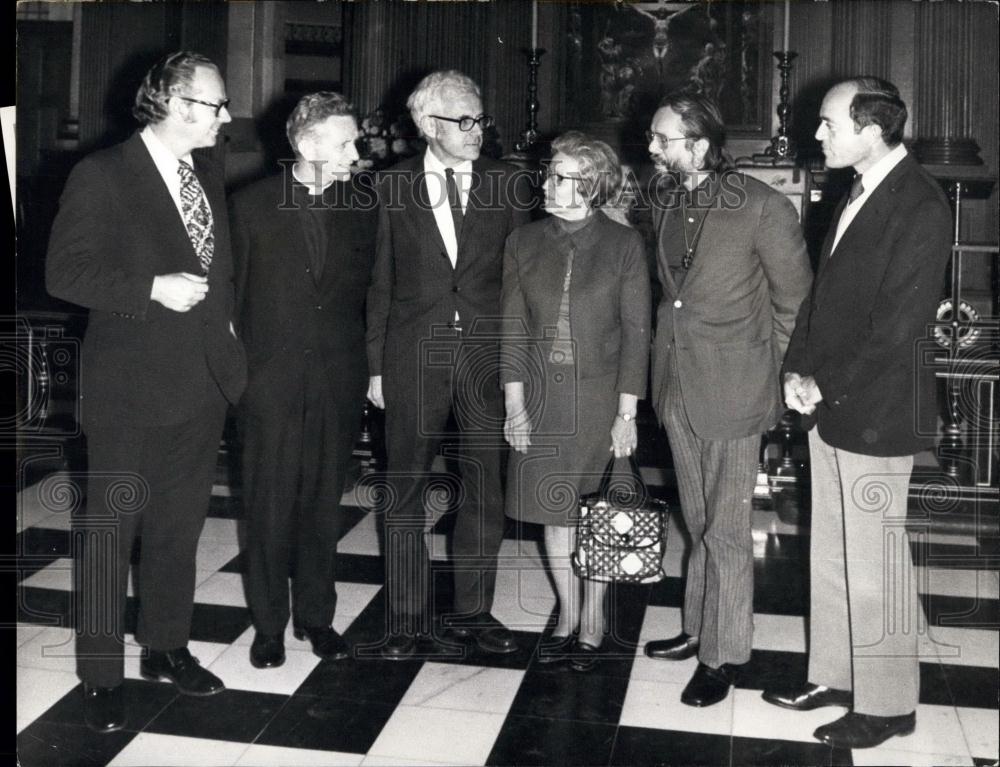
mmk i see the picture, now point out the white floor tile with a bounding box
[336,582,383,618]
[751,612,807,653]
[193,571,248,607]
[620,679,734,735]
[195,540,242,573]
[882,704,972,758]
[337,511,381,556]
[496,536,543,562]
[636,605,683,642]
[235,744,364,766]
[107,733,249,767]
[918,566,1000,600]
[493,566,556,602]
[17,626,75,673]
[17,471,79,532]
[366,705,506,765]
[489,593,555,633]
[199,517,239,542]
[919,626,1000,667]
[956,706,999,761]
[360,757,465,767]
[731,688,847,743]
[21,557,73,591]
[628,654,700,685]
[851,747,980,766]
[751,508,803,537]
[204,643,320,695]
[17,623,46,648]
[16,666,79,733]
[399,663,524,714]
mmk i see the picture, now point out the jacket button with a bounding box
[673,299,683,308]
[315,305,322,310]
[452,285,459,293]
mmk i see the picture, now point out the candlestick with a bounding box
[531,1,538,52]
[755,51,797,164]
[515,48,546,153]
[782,0,790,52]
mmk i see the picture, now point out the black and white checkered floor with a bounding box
[16,443,1000,767]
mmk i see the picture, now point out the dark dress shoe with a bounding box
[83,684,126,733]
[250,632,286,668]
[536,634,576,665]
[293,626,350,661]
[444,614,518,654]
[569,641,602,673]
[644,632,699,661]
[381,634,417,661]
[680,662,741,707]
[140,647,225,696]
[814,711,916,749]
[763,683,852,711]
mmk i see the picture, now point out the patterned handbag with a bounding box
[572,456,670,584]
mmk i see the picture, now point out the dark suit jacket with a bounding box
[500,213,650,396]
[650,172,813,440]
[366,154,531,383]
[46,132,246,428]
[230,173,378,414]
[783,153,952,456]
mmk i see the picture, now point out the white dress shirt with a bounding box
[139,126,193,222]
[831,143,908,253]
[422,148,472,268]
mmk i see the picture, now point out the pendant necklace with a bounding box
[680,192,709,270]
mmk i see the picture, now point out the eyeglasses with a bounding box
[430,114,495,132]
[542,167,584,185]
[645,130,689,148]
[178,96,231,117]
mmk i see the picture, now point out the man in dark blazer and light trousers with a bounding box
[642,91,812,706]
[366,70,531,660]
[230,92,377,669]
[46,51,246,732]
[763,77,952,750]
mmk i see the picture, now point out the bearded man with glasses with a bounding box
[366,70,532,660]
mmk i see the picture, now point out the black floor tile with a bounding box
[753,558,807,616]
[941,662,1000,709]
[295,655,421,704]
[912,540,998,570]
[610,726,732,767]
[646,577,685,609]
[918,659,955,707]
[16,721,136,767]
[508,667,629,725]
[145,688,287,743]
[17,586,70,627]
[738,649,808,692]
[16,527,72,561]
[430,630,540,671]
[37,679,177,733]
[205,495,242,520]
[186,602,252,644]
[336,505,370,542]
[731,734,837,766]
[487,714,616,766]
[922,593,1000,629]
[256,693,395,753]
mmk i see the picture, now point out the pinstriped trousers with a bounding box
[660,355,758,668]
[806,428,920,716]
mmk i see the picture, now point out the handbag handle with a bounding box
[596,454,649,501]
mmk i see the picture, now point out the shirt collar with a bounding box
[423,147,473,178]
[854,144,907,201]
[291,164,335,196]
[140,126,192,173]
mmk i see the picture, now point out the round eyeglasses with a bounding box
[430,114,495,132]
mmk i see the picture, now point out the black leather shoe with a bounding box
[381,634,417,661]
[445,614,518,655]
[569,640,602,673]
[140,647,224,696]
[250,632,286,668]
[536,634,576,665]
[293,626,350,661]
[82,684,126,733]
[680,662,741,707]
[644,632,700,661]
[814,711,916,749]
[763,683,852,711]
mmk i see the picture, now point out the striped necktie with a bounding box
[177,160,215,273]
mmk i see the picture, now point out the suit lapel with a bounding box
[403,158,451,267]
[120,133,201,273]
[456,158,491,273]
[652,204,680,297]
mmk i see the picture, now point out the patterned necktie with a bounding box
[848,173,865,204]
[445,167,465,241]
[177,160,215,273]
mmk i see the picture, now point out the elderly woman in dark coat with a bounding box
[501,131,651,671]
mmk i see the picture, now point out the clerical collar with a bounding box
[291,164,335,196]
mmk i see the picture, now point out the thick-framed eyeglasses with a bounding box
[645,130,689,148]
[178,96,231,117]
[430,114,495,132]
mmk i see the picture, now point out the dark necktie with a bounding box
[848,173,865,204]
[177,161,214,273]
[445,167,464,242]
